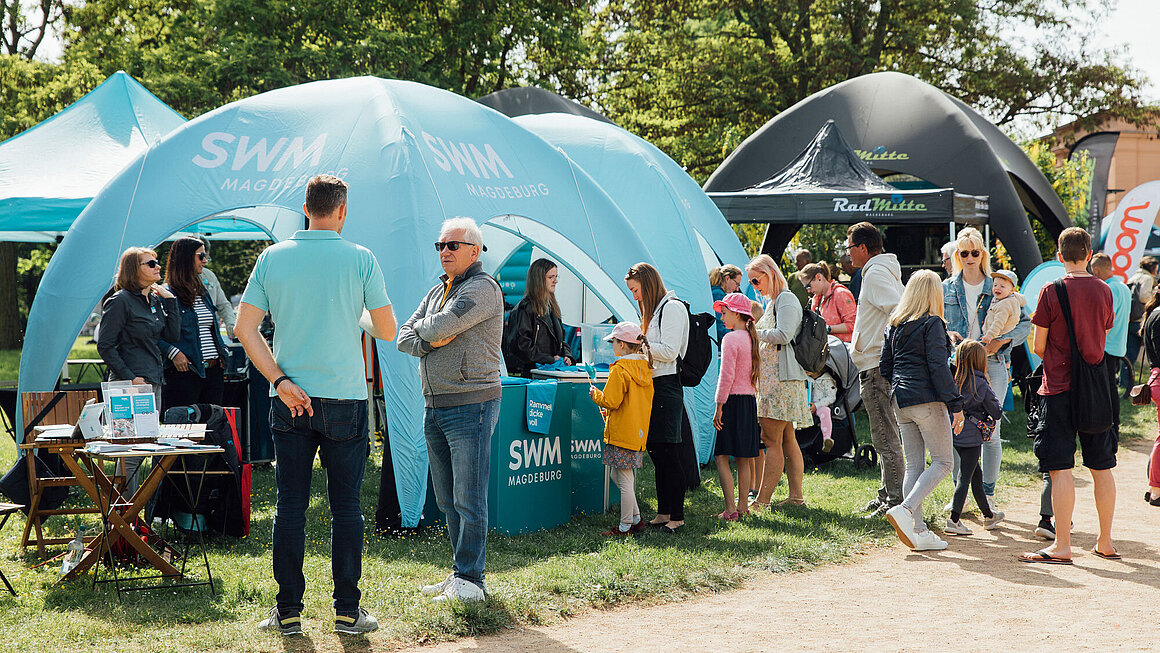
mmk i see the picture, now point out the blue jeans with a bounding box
[424,398,500,586]
[270,398,368,616]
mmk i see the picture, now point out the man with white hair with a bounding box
[940,241,957,278]
[398,217,504,603]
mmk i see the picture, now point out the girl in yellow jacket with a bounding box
[590,321,655,537]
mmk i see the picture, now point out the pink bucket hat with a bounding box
[713,292,753,318]
[604,321,644,343]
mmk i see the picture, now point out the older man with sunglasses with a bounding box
[398,217,504,603]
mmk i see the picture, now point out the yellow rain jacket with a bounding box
[590,354,654,452]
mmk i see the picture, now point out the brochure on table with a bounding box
[101,381,159,438]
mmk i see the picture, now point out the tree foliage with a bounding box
[585,0,1148,181]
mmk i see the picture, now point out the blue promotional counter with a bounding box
[530,370,619,516]
[489,378,573,535]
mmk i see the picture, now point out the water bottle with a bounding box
[60,525,86,575]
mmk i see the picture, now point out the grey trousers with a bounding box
[860,368,905,506]
[894,399,955,533]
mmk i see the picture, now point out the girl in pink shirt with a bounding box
[712,292,761,519]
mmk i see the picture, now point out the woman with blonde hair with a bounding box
[746,254,811,509]
[941,226,1031,512]
[625,262,691,532]
[881,270,964,552]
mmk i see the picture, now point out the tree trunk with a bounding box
[0,242,21,349]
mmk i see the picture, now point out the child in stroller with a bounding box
[796,336,872,468]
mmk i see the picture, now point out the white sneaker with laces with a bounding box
[912,530,948,551]
[432,577,486,603]
[983,510,1006,530]
[421,572,455,597]
[334,608,379,635]
[885,505,917,549]
[944,519,972,536]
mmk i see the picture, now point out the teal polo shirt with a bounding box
[241,229,391,400]
[1105,277,1131,357]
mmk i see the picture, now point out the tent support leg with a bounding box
[949,221,957,241]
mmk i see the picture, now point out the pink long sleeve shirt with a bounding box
[716,330,757,403]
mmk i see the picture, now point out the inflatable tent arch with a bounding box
[19,76,662,528]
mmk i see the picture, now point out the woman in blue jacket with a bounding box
[881,270,964,552]
[942,227,1030,510]
[158,237,228,411]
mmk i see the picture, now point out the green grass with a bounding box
[0,378,1154,651]
[0,337,105,385]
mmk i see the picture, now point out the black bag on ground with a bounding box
[1053,279,1116,434]
[659,298,715,387]
[150,404,246,537]
[0,452,69,512]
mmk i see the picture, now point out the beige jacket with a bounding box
[981,292,1026,341]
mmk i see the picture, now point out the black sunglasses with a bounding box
[749,277,762,286]
[958,249,981,258]
[196,252,208,261]
[434,241,477,252]
[140,259,160,268]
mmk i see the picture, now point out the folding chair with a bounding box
[19,390,102,558]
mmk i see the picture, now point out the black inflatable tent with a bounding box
[704,72,1068,278]
[708,121,988,238]
[476,86,615,124]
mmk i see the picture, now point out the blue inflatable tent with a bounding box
[513,112,753,461]
[0,72,186,241]
[18,76,659,527]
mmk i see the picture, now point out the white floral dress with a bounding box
[755,303,811,425]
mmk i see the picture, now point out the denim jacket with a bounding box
[942,273,1031,365]
[158,289,227,378]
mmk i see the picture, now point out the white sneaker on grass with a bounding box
[334,608,379,635]
[912,530,948,551]
[432,577,486,603]
[421,572,455,597]
[983,510,1006,530]
[885,505,917,549]
[944,519,972,536]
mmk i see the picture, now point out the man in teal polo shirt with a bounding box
[237,174,396,637]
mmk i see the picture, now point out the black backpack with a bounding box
[1128,277,1147,323]
[1053,279,1116,434]
[794,305,831,377]
[658,298,715,387]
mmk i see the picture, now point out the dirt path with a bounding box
[403,439,1160,652]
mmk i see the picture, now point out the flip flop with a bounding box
[1090,548,1122,560]
[1018,550,1073,565]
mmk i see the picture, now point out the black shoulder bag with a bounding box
[1052,279,1116,434]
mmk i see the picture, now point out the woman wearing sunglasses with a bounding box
[747,254,811,509]
[97,246,181,404]
[941,227,1032,513]
[156,237,230,410]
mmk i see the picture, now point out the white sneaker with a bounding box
[943,500,954,513]
[912,530,948,551]
[432,577,486,603]
[944,519,972,536]
[421,572,455,597]
[983,510,1006,531]
[885,505,917,549]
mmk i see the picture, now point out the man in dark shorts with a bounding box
[1023,227,1118,564]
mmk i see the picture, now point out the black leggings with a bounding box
[950,445,992,523]
[648,442,686,521]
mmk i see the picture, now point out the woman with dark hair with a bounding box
[626,262,690,532]
[503,258,574,376]
[98,247,181,404]
[158,237,228,410]
[1141,293,1160,506]
[709,264,744,341]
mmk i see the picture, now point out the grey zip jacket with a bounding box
[398,261,504,408]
